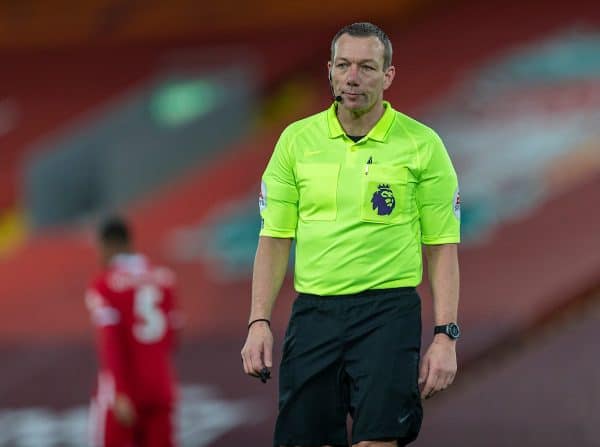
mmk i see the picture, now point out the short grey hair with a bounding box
[330,22,393,70]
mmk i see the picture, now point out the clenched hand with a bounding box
[241,321,273,378]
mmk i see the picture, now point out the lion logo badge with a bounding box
[371,184,396,216]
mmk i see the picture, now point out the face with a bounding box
[329,34,395,113]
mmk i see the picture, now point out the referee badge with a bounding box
[371,184,396,216]
[453,186,461,220]
[259,180,267,211]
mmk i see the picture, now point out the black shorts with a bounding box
[274,287,423,447]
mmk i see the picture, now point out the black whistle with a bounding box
[259,367,271,384]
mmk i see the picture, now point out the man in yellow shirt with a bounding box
[242,22,461,447]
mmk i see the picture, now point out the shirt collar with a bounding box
[110,253,148,274]
[327,101,395,142]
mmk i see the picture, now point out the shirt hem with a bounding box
[295,281,420,296]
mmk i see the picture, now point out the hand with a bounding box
[419,336,457,399]
[241,321,273,379]
[112,393,136,427]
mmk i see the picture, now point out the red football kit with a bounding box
[86,254,180,447]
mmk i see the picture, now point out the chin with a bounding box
[343,102,369,113]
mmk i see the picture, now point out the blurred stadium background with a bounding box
[0,0,599,445]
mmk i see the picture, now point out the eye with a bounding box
[362,65,375,71]
[336,62,349,69]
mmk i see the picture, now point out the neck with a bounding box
[336,100,385,137]
[102,246,131,267]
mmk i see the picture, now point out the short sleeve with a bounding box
[416,131,461,245]
[259,127,299,238]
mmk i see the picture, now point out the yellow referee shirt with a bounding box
[259,101,460,296]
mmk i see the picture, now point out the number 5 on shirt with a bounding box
[133,285,167,343]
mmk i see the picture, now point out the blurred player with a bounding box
[86,216,180,447]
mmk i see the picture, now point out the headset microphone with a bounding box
[329,71,343,103]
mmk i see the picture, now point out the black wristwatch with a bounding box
[434,322,461,340]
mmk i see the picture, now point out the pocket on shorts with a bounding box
[361,164,413,224]
[297,163,339,221]
[281,312,298,361]
[281,299,309,361]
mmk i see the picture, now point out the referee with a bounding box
[241,22,461,447]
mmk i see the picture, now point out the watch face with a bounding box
[448,323,460,339]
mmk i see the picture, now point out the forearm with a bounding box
[420,243,460,398]
[424,243,460,326]
[249,236,292,322]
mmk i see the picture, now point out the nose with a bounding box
[345,63,360,86]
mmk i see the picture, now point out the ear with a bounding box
[327,61,333,81]
[383,65,396,91]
